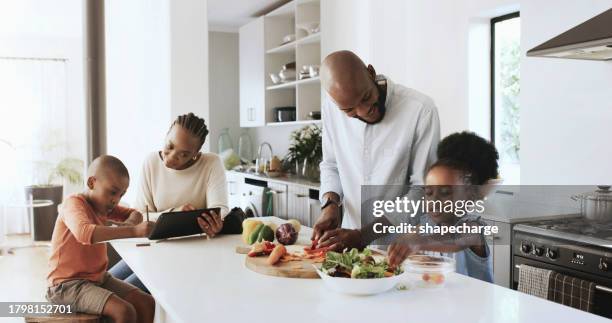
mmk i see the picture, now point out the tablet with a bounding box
[148,207,221,240]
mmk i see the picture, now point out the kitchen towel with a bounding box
[517,264,553,299]
[548,272,596,312]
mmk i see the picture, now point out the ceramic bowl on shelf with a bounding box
[282,62,296,70]
[281,34,296,45]
[308,111,321,120]
[279,69,296,82]
[308,65,319,77]
[297,21,320,35]
[269,73,281,84]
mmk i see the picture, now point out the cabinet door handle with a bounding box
[295,194,308,198]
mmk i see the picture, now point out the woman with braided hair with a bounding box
[109,113,229,292]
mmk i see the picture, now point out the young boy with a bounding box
[388,132,499,282]
[46,155,156,323]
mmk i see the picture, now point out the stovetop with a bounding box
[514,215,612,249]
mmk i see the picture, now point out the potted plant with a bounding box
[283,124,322,182]
[26,157,84,241]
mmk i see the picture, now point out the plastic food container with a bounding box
[404,255,455,288]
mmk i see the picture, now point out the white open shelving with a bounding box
[263,0,321,127]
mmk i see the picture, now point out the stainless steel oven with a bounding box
[513,225,612,318]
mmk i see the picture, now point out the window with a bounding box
[0,0,87,235]
[491,12,520,184]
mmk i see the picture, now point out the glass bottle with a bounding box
[218,128,234,154]
[238,130,254,164]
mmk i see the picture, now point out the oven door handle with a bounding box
[514,264,612,294]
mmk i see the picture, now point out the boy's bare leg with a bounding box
[102,294,137,323]
[123,289,155,323]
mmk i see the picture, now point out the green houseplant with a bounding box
[23,132,84,241]
[284,124,322,182]
[25,157,84,241]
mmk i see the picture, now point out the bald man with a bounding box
[312,50,440,251]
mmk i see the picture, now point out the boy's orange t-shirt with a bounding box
[47,194,133,286]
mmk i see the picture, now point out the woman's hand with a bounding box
[197,210,223,238]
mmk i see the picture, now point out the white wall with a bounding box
[106,0,210,204]
[170,0,210,152]
[208,31,240,153]
[249,124,304,160]
[520,0,612,185]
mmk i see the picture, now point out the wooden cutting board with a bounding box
[237,245,321,279]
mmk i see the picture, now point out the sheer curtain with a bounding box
[0,57,68,235]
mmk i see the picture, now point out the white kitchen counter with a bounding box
[228,170,321,190]
[111,217,609,323]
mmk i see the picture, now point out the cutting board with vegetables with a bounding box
[237,244,322,279]
[239,218,326,278]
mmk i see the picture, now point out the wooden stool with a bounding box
[24,313,102,323]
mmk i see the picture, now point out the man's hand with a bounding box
[197,210,223,238]
[317,228,362,251]
[133,221,155,238]
[311,193,341,242]
[387,235,420,268]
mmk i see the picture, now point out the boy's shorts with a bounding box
[46,272,138,315]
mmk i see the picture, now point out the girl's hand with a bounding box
[387,235,420,268]
[197,210,223,238]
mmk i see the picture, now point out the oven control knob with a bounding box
[534,247,545,257]
[599,259,609,272]
[521,242,532,254]
[546,249,558,259]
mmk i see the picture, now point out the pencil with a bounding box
[146,205,149,222]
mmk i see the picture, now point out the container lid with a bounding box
[404,255,456,274]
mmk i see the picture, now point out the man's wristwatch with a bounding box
[321,196,342,211]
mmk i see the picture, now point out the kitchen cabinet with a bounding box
[239,17,266,127]
[227,171,319,225]
[288,184,311,226]
[268,182,288,219]
[226,171,243,209]
[483,219,512,288]
[238,0,323,127]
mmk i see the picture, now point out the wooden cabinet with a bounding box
[239,17,266,127]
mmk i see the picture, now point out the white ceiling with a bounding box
[208,0,279,32]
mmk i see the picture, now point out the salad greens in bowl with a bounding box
[315,248,406,295]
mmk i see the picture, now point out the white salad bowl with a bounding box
[314,264,407,296]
